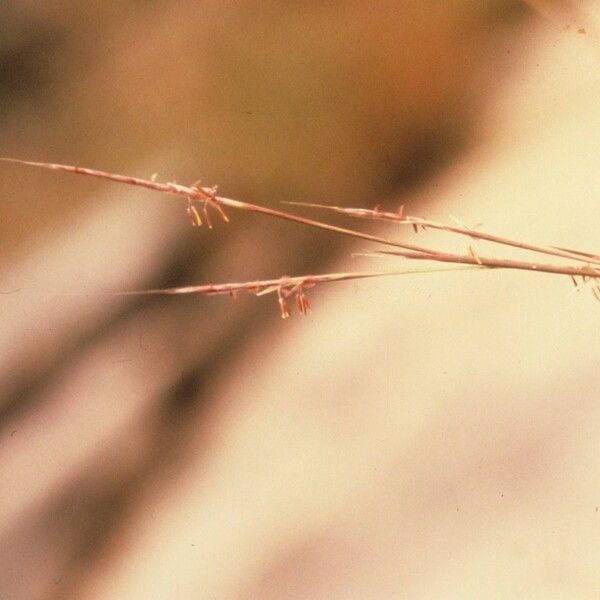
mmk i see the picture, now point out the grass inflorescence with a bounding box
[2,157,600,316]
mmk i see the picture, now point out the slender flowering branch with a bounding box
[114,271,399,296]
[364,250,600,278]
[115,267,475,297]
[114,267,475,317]
[0,158,437,255]
[287,201,600,266]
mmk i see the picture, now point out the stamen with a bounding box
[186,203,202,226]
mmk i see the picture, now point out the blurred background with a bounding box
[1,1,599,598]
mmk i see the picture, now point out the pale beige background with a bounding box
[0,2,599,599]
